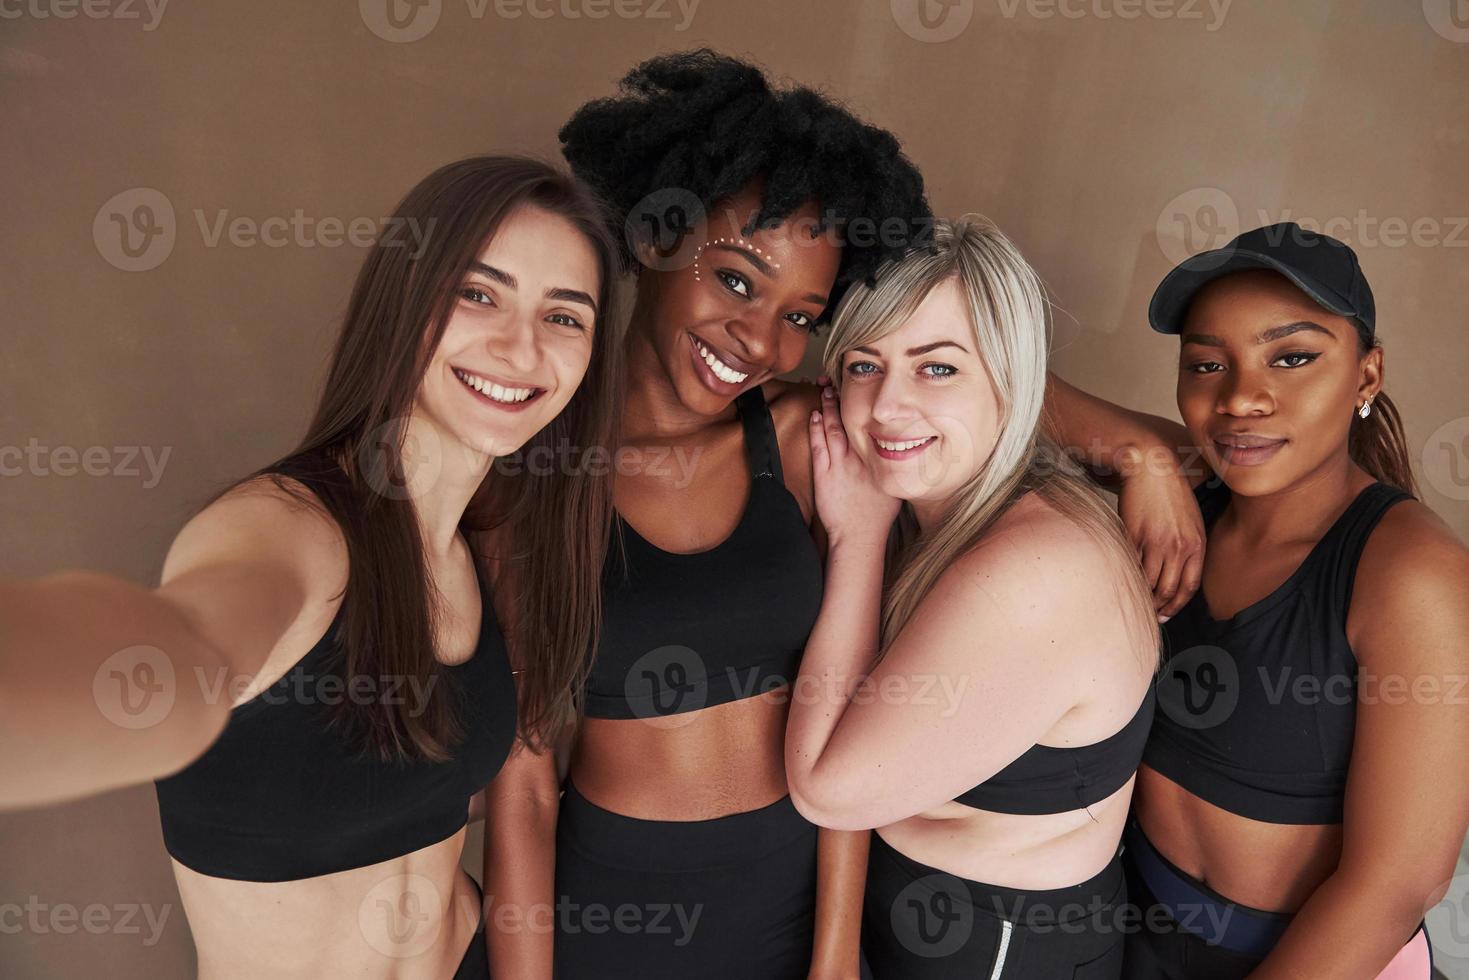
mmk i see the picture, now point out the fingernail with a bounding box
[1157,614,1171,624]
[822,387,834,399]
[811,410,821,422]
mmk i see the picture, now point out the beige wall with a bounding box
[2,1,1467,977]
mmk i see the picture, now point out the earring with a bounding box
[1358,398,1373,419]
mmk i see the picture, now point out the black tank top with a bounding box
[581,386,824,719]
[1144,477,1412,825]
[153,452,518,881]
[954,689,1156,815]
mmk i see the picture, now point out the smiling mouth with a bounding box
[452,367,545,407]
[872,434,937,459]
[688,333,755,389]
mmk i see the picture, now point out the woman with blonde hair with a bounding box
[786,215,1159,978]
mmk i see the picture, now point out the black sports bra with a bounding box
[153,452,518,881]
[1144,478,1411,825]
[581,386,824,719]
[954,688,1156,815]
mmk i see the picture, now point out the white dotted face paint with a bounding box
[691,236,781,282]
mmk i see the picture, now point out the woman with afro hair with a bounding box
[479,49,1210,979]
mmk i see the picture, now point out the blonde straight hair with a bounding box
[822,215,1158,665]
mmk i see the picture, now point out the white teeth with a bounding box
[454,369,536,404]
[875,436,935,452]
[694,341,749,384]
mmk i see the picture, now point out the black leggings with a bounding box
[861,831,1128,979]
[552,780,819,979]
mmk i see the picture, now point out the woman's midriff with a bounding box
[568,687,793,820]
[173,828,480,980]
[1136,765,1343,912]
[878,777,1137,892]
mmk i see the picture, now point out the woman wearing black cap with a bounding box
[477,50,1212,980]
[1121,222,1469,978]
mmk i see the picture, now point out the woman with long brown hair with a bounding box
[0,155,623,979]
[482,51,1209,980]
[1122,222,1469,978]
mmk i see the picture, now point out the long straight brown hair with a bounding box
[233,156,622,761]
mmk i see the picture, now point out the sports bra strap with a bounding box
[1322,482,1414,622]
[734,386,785,485]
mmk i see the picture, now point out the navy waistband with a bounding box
[557,780,815,873]
[1123,820,1289,957]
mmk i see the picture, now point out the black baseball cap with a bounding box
[1149,222,1375,337]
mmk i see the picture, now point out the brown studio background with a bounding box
[2,2,1468,978]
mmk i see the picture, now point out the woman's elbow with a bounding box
[787,777,878,832]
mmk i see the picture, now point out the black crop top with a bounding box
[153,453,518,882]
[1144,478,1412,825]
[581,386,824,719]
[953,688,1156,815]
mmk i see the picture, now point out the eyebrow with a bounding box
[711,243,828,307]
[851,340,970,357]
[1180,320,1335,347]
[468,261,598,315]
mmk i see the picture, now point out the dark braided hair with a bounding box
[559,48,932,322]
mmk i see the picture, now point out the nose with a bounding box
[1215,367,1274,417]
[484,312,541,376]
[870,373,919,428]
[723,314,777,367]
